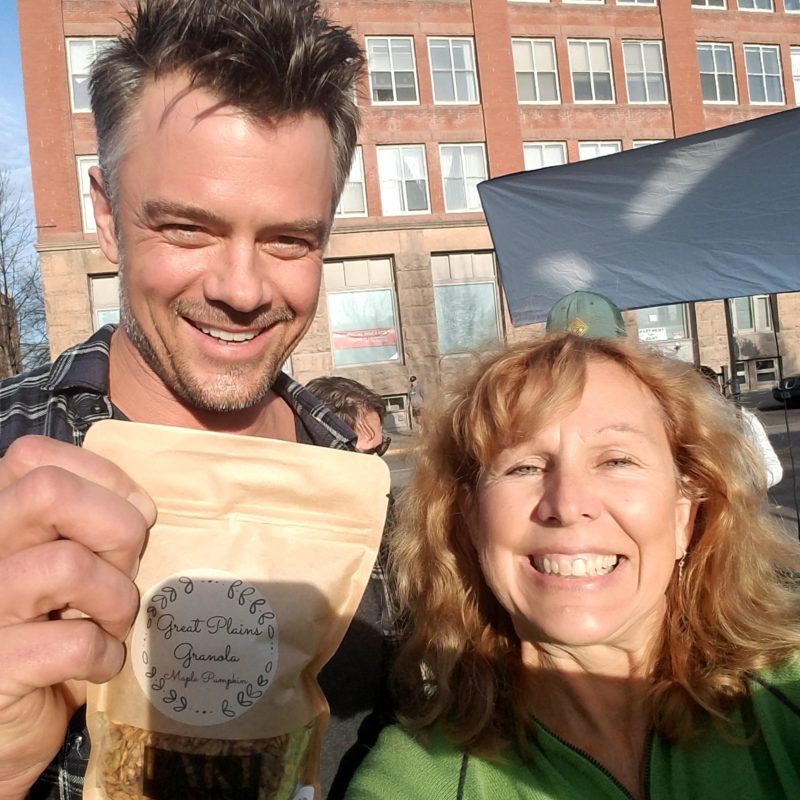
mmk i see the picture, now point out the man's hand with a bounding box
[0,436,156,800]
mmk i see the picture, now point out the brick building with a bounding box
[17,0,800,429]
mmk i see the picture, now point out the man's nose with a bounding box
[534,467,602,527]
[203,240,272,313]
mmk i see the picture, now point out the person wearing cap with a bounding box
[545,290,627,339]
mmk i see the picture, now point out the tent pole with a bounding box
[723,298,739,402]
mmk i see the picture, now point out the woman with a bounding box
[346,334,800,800]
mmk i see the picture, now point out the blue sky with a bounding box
[0,2,34,215]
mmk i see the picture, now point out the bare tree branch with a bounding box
[0,170,48,377]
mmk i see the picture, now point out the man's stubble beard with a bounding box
[117,254,297,413]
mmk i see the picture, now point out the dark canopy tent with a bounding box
[477,107,800,326]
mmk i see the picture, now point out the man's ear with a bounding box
[89,165,119,264]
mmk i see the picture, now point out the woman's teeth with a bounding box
[530,554,620,577]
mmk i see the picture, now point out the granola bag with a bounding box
[82,419,390,800]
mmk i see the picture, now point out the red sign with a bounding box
[332,327,397,350]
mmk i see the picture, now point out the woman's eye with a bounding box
[603,456,636,468]
[510,464,543,476]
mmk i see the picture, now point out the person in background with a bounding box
[699,365,783,488]
[545,289,627,338]
[0,2,392,798]
[307,376,391,456]
[347,334,800,800]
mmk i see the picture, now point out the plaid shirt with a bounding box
[0,326,391,800]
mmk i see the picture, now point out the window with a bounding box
[617,0,657,4]
[563,0,603,4]
[755,358,777,383]
[578,141,621,160]
[377,145,430,215]
[691,0,726,6]
[336,146,367,218]
[734,361,748,390]
[787,0,800,11]
[636,305,689,342]
[76,155,99,233]
[440,144,487,212]
[91,275,120,329]
[744,44,784,104]
[792,47,800,105]
[569,40,614,103]
[512,39,560,103]
[730,294,772,332]
[324,258,401,366]
[432,252,502,354]
[697,43,737,103]
[523,141,567,170]
[428,38,479,104]
[737,0,772,9]
[366,37,418,104]
[623,41,667,103]
[66,37,114,112]
[632,139,666,147]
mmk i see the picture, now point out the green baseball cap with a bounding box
[545,291,626,339]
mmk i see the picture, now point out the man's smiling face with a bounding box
[93,72,335,412]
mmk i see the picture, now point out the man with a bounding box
[306,377,391,455]
[0,2,388,798]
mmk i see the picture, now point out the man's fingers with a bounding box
[0,619,126,700]
[0,435,156,521]
[0,540,140,640]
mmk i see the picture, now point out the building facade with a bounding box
[17,0,800,428]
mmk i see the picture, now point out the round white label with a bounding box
[131,570,279,725]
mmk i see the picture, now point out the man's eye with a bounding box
[264,237,312,258]
[160,224,209,242]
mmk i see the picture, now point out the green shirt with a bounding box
[346,660,800,799]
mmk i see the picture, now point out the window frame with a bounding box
[431,251,503,356]
[791,46,800,105]
[568,39,615,104]
[512,38,561,105]
[428,37,480,105]
[622,40,668,104]
[578,140,622,160]
[324,257,403,368]
[365,36,420,106]
[737,0,773,11]
[335,146,368,218]
[697,42,738,104]
[439,143,488,213]
[76,155,99,233]
[616,0,657,5]
[376,144,431,216]
[743,43,785,105]
[523,141,568,170]
[66,37,115,113]
[691,0,726,7]
[730,294,773,333]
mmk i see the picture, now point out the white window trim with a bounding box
[377,144,431,216]
[787,0,800,13]
[698,42,739,105]
[66,37,114,113]
[632,139,666,147]
[512,38,561,105]
[744,44,785,106]
[691,0,727,8]
[428,37,480,106]
[791,46,800,105]
[439,143,488,212]
[523,141,568,170]
[568,39,616,105]
[365,36,420,106]
[617,0,657,5]
[335,146,367,219]
[76,155,99,233]
[623,40,668,104]
[737,0,773,11]
[578,140,622,160]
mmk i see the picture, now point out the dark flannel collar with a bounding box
[43,324,356,449]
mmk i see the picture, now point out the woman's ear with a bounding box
[674,496,697,557]
[89,166,120,264]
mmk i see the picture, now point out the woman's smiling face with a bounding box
[473,359,695,653]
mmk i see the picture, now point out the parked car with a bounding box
[772,375,800,406]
